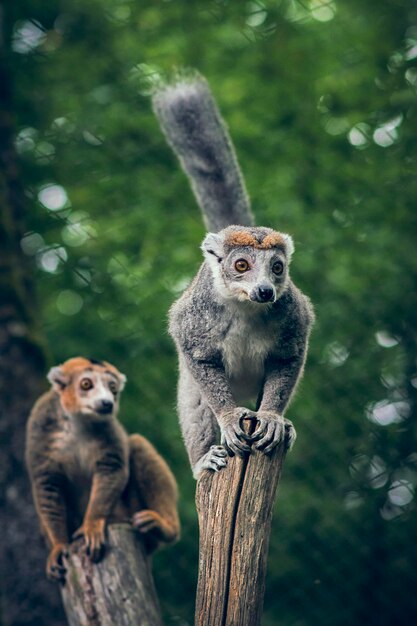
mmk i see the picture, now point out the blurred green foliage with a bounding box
[6,0,417,623]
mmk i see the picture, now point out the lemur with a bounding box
[26,357,180,583]
[153,75,315,479]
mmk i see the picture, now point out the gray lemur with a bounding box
[152,75,314,479]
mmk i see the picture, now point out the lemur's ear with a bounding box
[47,366,70,391]
[282,234,294,260]
[117,373,127,392]
[201,233,224,262]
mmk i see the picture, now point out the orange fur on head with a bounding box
[225,230,286,250]
[59,357,122,380]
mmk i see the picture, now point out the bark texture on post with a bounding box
[195,419,287,626]
[61,524,163,626]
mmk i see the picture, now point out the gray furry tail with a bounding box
[152,73,254,232]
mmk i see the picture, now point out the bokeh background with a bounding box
[1,1,417,625]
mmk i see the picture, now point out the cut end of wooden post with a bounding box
[61,524,163,626]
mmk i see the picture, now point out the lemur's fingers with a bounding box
[46,544,67,583]
[262,433,282,454]
[255,419,284,452]
[258,419,286,454]
[284,419,297,450]
[47,563,66,584]
[89,530,105,563]
[210,445,228,457]
[136,519,158,532]
[249,418,269,442]
[73,519,106,563]
[203,447,228,471]
[133,510,163,534]
[206,460,226,471]
[255,420,276,450]
[223,425,251,456]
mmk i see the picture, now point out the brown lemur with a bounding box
[152,75,315,479]
[26,357,180,583]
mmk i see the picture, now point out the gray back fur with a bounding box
[152,74,254,232]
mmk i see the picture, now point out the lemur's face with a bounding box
[47,357,126,420]
[201,226,294,305]
[220,247,288,303]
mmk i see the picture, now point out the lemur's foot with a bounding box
[252,411,286,454]
[132,509,177,542]
[220,408,255,456]
[73,518,106,563]
[193,445,228,479]
[46,542,68,583]
[284,418,297,450]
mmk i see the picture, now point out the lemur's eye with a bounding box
[109,381,118,395]
[272,261,284,275]
[80,378,93,391]
[235,259,250,273]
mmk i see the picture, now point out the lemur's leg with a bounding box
[178,370,227,479]
[129,434,180,546]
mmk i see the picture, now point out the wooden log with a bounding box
[195,418,288,626]
[61,524,163,626]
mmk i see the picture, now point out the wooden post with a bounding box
[195,419,288,626]
[61,524,163,626]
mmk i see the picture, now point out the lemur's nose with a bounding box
[257,286,274,302]
[96,399,114,414]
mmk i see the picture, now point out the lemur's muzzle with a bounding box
[95,399,114,415]
[251,285,275,303]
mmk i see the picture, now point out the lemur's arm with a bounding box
[74,447,128,561]
[152,74,254,232]
[254,305,312,453]
[178,346,251,456]
[31,467,68,546]
[259,353,306,415]
[29,462,69,582]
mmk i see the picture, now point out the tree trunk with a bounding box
[61,524,163,626]
[195,419,288,626]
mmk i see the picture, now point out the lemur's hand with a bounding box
[219,407,255,456]
[73,518,106,563]
[252,411,291,454]
[46,542,68,583]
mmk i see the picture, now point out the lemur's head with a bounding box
[47,357,126,421]
[201,225,294,305]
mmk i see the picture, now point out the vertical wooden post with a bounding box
[61,524,163,626]
[195,419,288,626]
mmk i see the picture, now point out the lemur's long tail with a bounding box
[152,74,254,232]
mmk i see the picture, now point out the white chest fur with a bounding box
[222,309,272,405]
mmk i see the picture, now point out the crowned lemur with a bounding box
[152,75,314,479]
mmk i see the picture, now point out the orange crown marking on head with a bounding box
[225,230,286,250]
[60,357,120,378]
